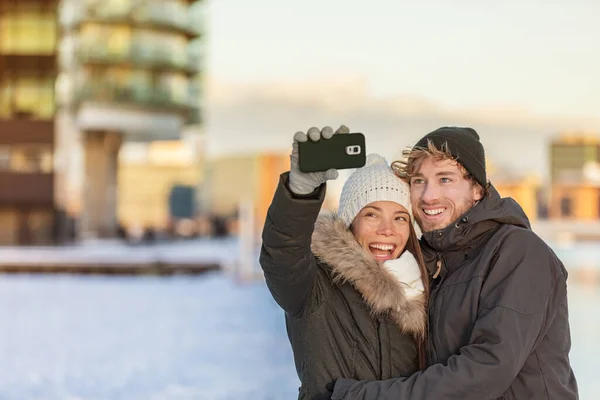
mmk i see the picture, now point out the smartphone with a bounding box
[298,133,366,173]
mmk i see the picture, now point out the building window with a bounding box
[0,146,10,170]
[80,23,132,57]
[0,144,53,173]
[560,196,572,218]
[0,76,55,119]
[536,189,548,219]
[158,73,188,104]
[0,2,56,54]
[0,84,10,118]
[90,0,132,18]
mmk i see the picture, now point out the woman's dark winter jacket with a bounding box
[332,185,579,400]
[259,173,427,400]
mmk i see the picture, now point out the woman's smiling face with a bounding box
[351,201,411,263]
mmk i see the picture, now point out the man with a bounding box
[330,127,578,399]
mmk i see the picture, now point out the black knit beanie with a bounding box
[414,127,487,188]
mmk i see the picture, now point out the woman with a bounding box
[259,126,430,400]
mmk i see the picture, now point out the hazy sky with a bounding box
[188,0,600,182]
[205,0,600,117]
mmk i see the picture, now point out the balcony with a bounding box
[65,2,202,39]
[74,82,196,113]
[72,81,199,140]
[0,172,54,206]
[76,43,200,77]
[1,0,57,5]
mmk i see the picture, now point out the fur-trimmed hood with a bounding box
[311,212,427,338]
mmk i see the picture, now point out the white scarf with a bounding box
[382,250,425,301]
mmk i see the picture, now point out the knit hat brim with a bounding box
[414,127,487,188]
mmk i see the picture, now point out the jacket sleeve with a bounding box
[259,172,328,317]
[331,230,566,400]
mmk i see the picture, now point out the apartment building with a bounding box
[0,0,58,245]
[56,0,203,239]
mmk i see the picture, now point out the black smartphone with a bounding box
[298,133,366,173]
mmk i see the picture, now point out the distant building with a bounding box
[550,133,600,183]
[205,153,290,233]
[549,183,600,220]
[0,0,58,245]
[493,181,540,221]
[56,0,203,240]
[549,133,600,220]
[117,138,203,236]
[0,0,203,245]
[487,159,541,221]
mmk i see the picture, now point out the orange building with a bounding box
[549,183,600,220]
[206,151,346,236]
[205,153,286,232]
[548,133,600,220]
[493,181,540,221]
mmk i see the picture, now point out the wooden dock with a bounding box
[0,261,221,275]
[0,238,236,276]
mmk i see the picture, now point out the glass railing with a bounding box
[67,3,202,37]
[92,5,130,20]
[74,82,198,112]
[133,3,202,36]
[76,43,200,74]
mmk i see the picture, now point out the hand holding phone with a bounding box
[288,125,352,195]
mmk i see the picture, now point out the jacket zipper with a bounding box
[427,253,444,364]
[376,318,384,379]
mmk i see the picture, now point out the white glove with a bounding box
[288,125,350,195]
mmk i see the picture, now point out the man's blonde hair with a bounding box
[391,139,488,196]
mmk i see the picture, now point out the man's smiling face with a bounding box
[409,156,482,233]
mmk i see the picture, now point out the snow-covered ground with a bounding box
[0,272,297,400]
[0,270,597,400]
[0,240,597,399]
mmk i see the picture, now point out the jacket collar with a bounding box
[420,184,530,254]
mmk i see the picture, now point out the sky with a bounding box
[205,0,600,115]
[197,0,600,180]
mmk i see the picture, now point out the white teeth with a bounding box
[370,244,394,251]
[423,208,445,216]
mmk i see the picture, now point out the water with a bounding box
[0,245,598,399]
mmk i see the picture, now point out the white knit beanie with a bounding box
[338,154,420,236]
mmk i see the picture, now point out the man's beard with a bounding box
[415,193,475,233]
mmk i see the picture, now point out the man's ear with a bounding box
[472,183,483,202]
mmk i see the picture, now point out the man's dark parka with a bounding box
[260,174,427,400]
[332,185,579,400]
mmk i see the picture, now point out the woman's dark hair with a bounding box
[406,221,430,371]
